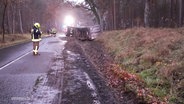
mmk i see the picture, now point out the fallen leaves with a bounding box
[105,64,169,104]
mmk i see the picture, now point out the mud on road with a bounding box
[25,34,144,104]
[25,36,119,104]
[60,37,118,104]
[75,38,145,104]
[62,37,144,104]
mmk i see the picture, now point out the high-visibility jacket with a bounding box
[31,26,42,42]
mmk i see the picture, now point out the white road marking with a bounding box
[0,51,32,71]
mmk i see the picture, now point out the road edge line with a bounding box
[0,51,32,71]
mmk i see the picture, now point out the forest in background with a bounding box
[83,0,184,30]
[0,0,65,35]
[0,0,184,33]
[0,0,184,40]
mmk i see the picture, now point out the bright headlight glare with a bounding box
[64,15,75,26]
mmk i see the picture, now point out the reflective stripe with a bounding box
[31,29,34,33]
[32,34,34,40]
[33,49,38,52]
[33,48,38,54]
[35,46,38,51]
[32,38,41,42]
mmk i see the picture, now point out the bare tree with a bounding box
[144,0,150,27]
[179,0,183,27]
[1,0,184,35]
[84,0,103,29]
[1,0,9,42]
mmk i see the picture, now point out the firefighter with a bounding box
[31,23,42,55]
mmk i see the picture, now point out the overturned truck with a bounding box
[66,26,92,41]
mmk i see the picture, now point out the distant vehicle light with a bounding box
[64,15,75,26]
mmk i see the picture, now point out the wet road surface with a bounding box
[0,34,118,104]
[0,34,66,104]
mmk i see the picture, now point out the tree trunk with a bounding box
[86,0,103,30]
[11,4,15,34]
[144,0,150,27]
[109,0,114,30]
[7,6,12,34]
[113,0,116,30]
[169,0,173,27]
[115,0,121,29]
[19,9,23,33]
[2,1,8,42]
[179,0,183,27]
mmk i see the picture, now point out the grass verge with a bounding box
[97,27,184,104]
[0,33,48,49]
[0,34,31,49]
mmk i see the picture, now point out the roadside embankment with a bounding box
[0,34,49,49]
[77,27,184,104]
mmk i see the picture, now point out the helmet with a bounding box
[34,23,40,28]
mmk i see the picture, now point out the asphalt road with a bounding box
[0,33,117,104]
[0,34,67,104]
